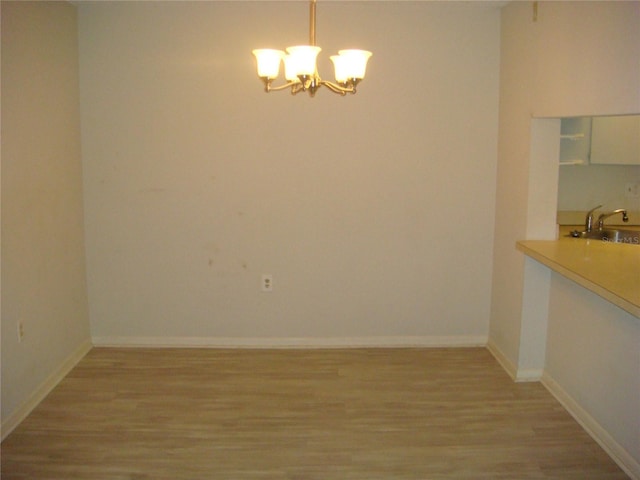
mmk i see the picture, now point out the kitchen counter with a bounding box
[517,228,640,318]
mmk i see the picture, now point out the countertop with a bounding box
[517,227,640,318]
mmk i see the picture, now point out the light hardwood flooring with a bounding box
[1,347,630,479]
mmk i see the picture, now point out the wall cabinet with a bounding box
[590,115,640,165]
[559,115,640,166]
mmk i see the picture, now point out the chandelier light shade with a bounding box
[331,50,372,83]
[286,46,322,77]
[252,0,372,97]
[253,49,285,79]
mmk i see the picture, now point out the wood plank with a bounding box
[1,348,630,479]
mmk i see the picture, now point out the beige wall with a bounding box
[532,2,640,118]
[78,1,500,345]
[490,0,640,372]
[545,273,640,476]
[492,1,640,474]
[1,1,91,434]
[558,164,640,216]
[490,0,537,367]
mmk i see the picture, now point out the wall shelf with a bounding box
[560,133,585,140]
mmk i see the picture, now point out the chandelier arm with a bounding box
[290,83,305,95]
[265,80,302,92]
[319,80,354,95]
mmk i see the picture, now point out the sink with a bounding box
[569,229,640,245]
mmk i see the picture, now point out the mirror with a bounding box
[558,114,640,225]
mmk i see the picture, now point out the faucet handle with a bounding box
[585,204,602,232]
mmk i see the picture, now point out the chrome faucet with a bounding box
[584,204,602,233]
[597,209,629,229]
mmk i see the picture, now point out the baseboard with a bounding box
[514,368,543,382]
[486,339,542,382]
[1,339,93,441]
[91,335,489,349]
[486,338,518,380]
[542,372,640,480]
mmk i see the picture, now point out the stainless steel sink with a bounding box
[570,229,640,245]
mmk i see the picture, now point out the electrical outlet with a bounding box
[625,182,640,199]
[261,274,273,292]
[17,320,24,343]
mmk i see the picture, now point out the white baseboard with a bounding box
[486,339,542,382]
[514,368,543,382]
[486,338,518,380]
[1,339,93,441]
[542,372,640,480]
[91,335,488,349]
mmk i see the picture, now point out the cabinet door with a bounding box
[590,115,640,165]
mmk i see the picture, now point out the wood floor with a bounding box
[1,347,629,479]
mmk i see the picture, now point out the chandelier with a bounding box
[252,0,372,97]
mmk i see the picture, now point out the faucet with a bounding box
[597,209,629,229]
[584,204,602,233]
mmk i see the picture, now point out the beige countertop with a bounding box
[517,227,640,318]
